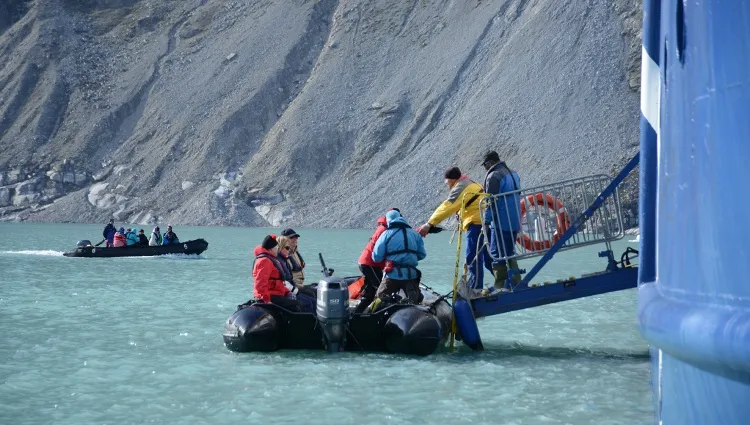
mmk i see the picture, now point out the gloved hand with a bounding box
[284,281,299,295]
[417,223,431,237]
[286,291,297,300]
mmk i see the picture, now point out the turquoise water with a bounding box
[0,223,652,425]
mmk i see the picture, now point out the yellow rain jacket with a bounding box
[427,175,484,231]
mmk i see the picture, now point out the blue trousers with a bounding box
[489,226,518,265]
[296,292,317,314]
[466,224,495,289]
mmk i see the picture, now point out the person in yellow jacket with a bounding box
[417,167,494,289]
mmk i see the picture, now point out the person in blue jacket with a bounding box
[482,150,522,290]
[162,225,180,245]
[369,210,427,311]
[125,228,139,246]
[102,218,116,247]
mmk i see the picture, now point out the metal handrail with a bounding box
[479,173,625,263]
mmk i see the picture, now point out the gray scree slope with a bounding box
[0,0,642,228]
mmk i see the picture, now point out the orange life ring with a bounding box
[517,193,571,251]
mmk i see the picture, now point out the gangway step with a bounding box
[470,266,638,318]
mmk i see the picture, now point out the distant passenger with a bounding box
[125,228,139,246]
[252,234,312,313]
[369,210,426,311]
[149,226,162,246]
[162,225,179,245]
[113,227,127,247]
[281,228,305,284]
[137,229,149,247]
[103,218,116,247]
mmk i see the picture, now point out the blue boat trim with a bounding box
[472,266,638,318]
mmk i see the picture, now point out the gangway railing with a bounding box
[479,174,625,264]
[448,153,641,350]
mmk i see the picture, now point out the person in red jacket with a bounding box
[355,208,400,313]
[253,234,308,312]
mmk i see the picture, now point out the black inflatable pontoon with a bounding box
[223,277,452,356]
[62,239,209,258]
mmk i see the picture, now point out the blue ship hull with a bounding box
[637,1,750,423]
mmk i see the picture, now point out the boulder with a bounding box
[43,187,62,198]
[214,186,230,198]
[12,193,40,206]
[15,178,42,195]
[46,171,63,182]
[6,170,21,185]
[0,187,10,207]
[219,176,233,187]
[74,172,88,185]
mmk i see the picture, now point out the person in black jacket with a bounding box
[137,229,149,247]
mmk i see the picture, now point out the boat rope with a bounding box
[620,247,639,268]
[345,319,364,351]
[449,194,469,350]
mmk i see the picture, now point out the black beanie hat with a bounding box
[444,167,461,180]
[262,234,278,250]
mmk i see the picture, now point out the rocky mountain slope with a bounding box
[0,0,642,228]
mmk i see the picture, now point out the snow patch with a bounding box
[254,204,294,227]
[87,183,112,207]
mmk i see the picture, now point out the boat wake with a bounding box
[152,253,206,260]
[0,250,64,256]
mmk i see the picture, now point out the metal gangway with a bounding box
[479,173,626,264]
[449,154,641,350]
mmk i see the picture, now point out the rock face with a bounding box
[0,0,642,227]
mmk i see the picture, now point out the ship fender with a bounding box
[453,297,484,351]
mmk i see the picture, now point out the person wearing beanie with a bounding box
[367,210,426,312]
[252,234,312,313]
[261,234,278,250]
[355,208,402,313]
[482,150,522,291]
[416,166,492,290]
[137,229,149,247]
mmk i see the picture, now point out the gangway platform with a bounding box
[449,153,641,350]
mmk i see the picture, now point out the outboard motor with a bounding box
[316,277,350,352]
[76,240,92,248]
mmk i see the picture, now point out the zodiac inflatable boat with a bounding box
[223,277,452,356]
